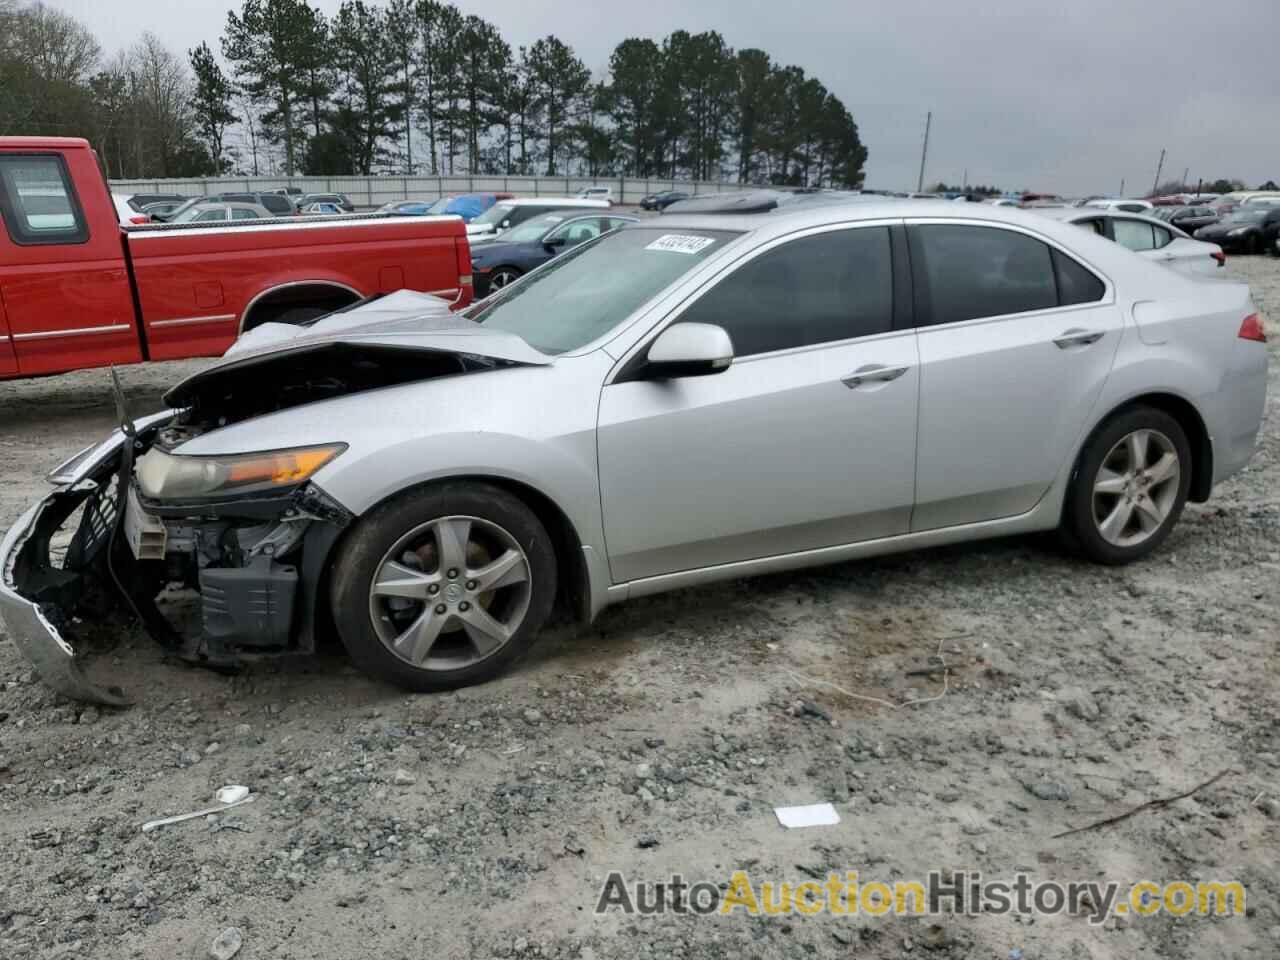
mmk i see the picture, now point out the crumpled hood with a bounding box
[164,290,550,408]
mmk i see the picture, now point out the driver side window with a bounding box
[676,227,894,357]
[548,219,602,248]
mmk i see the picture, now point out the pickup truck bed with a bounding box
[0,137,473,379]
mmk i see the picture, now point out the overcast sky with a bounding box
[45,0,1280,193]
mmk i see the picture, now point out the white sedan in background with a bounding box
[1084,198,1155,214]
[1034,207,1226,278]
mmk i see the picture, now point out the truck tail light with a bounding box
[129,214,151,224]
[455,239,472,289]
[1210,250,1226,267]
[1238,313,1266,343]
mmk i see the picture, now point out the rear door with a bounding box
[0,152,140,376]
[908,221,1123,530]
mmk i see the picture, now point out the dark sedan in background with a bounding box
[1164,205,1218,234]
[469,212,636,296]
[1259,206,1280,255]
[640,190,691,211]
[1195,204,1280,254]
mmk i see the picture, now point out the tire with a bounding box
[1062,406,1192,565]
[329,482,557,692]
[488,266,523,291]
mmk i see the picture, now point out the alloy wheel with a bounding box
[489,268,520,290]
[1091,429,1181,548]
[368,515,532,670]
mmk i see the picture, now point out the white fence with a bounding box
[107,174,758,208]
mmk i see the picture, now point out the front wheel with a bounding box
[1062,407,1192,565]
[330,483,557,692]
[488,266,523,291]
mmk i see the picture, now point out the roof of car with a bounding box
[652,196,1193,243]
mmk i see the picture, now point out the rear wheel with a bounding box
[330,483,556,691]
[1063,407,1191,565]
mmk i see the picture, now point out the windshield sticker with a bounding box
[645,234,716,255]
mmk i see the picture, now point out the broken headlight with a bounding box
[134,444,346,500]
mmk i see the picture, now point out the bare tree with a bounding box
[20,1,101,84]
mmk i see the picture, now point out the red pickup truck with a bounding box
[0,137,473,379]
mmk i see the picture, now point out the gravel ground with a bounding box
[1,259,1278,960]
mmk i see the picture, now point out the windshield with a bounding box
[471,202,517,227]
[502,214,566,243]
[465,227,735,354]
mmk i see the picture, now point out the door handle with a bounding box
[842,364,910,389]
[1053,328,1105,349]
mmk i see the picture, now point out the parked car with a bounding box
[1194,205,1280,254]
[641,190,691,211]
[300,201,346,216]
[1209,191,1280,215]
[1035,208,1226,276]
[272,186,305,197]
[469,212,637,296]
[465,197,611,238]
[378,200,437,215]
[152,191,296,222]
[123,192,188,212]
[139,199,187,218]
[1259,207,1280,255]
[171,201,273,223]
[0,136,473,381]
[2,197,1266,704]
[215,191,298,217]
[1084,198,1155,214]
[1166,205,1219,234]
[574,186,614,204]
[112,192,151,225]
[298,192,355,212]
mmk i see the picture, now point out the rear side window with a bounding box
[1112,219,1156,251]
[679,227,893,356]
[258,195,291,215]
[231,208,259,220]
[910,225,1057,326]
[1052,249,1105,305]
[1152,225,1173,248]
[0,154,89,245]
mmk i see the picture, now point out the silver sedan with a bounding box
[0,199,1268,702]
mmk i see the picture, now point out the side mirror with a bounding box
[642,323,734,379]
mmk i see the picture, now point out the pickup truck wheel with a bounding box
[330,483,556,692]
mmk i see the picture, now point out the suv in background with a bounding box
[216,192,297,216]
[299,192,355,213]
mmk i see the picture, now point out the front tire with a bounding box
[330,483,557,692]
[488,266,523,291]
[1062,407,1192,565]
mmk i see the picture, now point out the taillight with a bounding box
[1238,313,1266,343]
[1211,250,1226,267]
[129,214,151,224]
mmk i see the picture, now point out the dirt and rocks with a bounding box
[2,259,1279,960]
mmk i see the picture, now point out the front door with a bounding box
[0,152,139,376]
[598,223,919,583]
[907,222,1124,530]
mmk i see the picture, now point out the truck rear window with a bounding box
[0,154,89,245]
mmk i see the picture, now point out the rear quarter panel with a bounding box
[125,217,470,360]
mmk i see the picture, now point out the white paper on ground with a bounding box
[774,802,840,829]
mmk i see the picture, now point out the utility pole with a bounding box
[916,111,931,193]
[1150,148,1166,198]
[1180,167,1189,191]
[962,167,968,191]
[1119,178,1125,196]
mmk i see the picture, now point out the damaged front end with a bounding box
[0,410,353,706]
